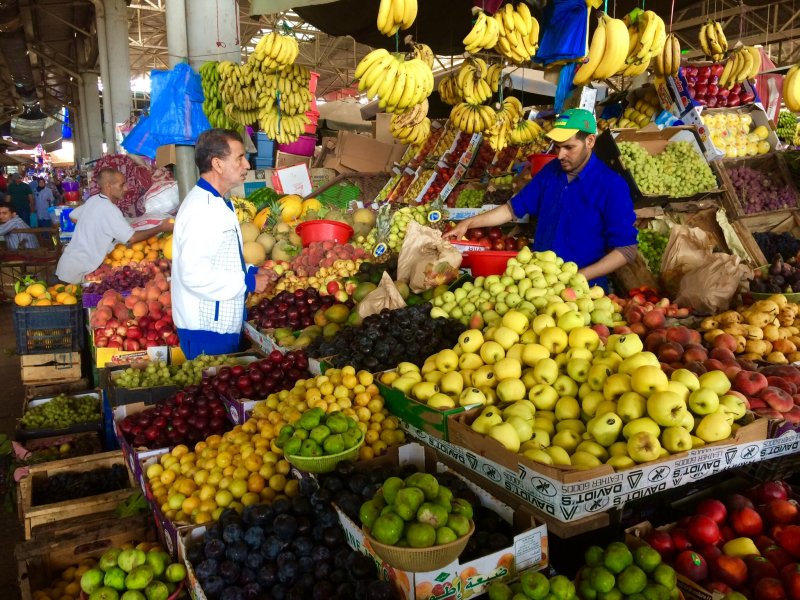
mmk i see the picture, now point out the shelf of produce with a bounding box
[15,514,154,600]
[17,450,137,540]
[728,210,800,266]
[242,320,327,375]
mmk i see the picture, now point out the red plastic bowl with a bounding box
[529,153,557,175]
[465,250,517,276]
[295,220,354,247]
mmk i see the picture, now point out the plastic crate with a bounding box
[317,181,362,209]
[13,304,85,355]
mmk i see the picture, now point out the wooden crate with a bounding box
[714,153,800,219]
[735,210,800,265]
[20,352,82,385]
[23,377,90,401]
[17,450,136,540]
[15,514,155,600]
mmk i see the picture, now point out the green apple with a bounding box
[587,364,612,391]
[497,378,527,403]
[488,422,521,452]
[459,352,484,371]
[435,349,459,373]
[479,341,505,365]
[576,440,609,461]
[505,344,525,362]
[411,381,440,402]
[627,431,663,463]
[571,451,602,469]
[494,357,522,382]
[618,352,660,374]
[646,391,689,427]
[553,374,579,398]
[613,334,644,358]
[470,405,502,433]
[688,387,720,415]
[533,358,559,385]
[667,380,691,402]
[557,310,585,332]
[581,390,607,418]
[630,365,669,397]
[661,426,693,453]
[695,412,732,442]
[622,417,661,440]
[617,392,647,422]
[428,393,457,410]
[719,393,747,420]
[698,371,732,395]
[670,368,700,391]
[505,415,534,443]
[588,412,623,447]
[551,429,581,453]
[460,388,487,408]
[528,384,559,410]
[603,373,633,401]
[555,397,581,421]
[544,445,571,465]
[439,371,464,396]
[472,365,497,388]
[566,358,591,383]
[502,400,536,421]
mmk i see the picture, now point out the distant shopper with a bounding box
[55,168,172,284]
[0,202,38,250]
[0,168,7,194]
[172,128,269,359]
[34,178,55,228]
[6,173,34,225]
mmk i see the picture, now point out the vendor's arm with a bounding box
[579,248,634,281]
[442,203,515,240]
[127,220,173,245]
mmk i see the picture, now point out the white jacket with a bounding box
[171,184,252,335]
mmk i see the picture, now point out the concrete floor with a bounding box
[1,302,25,599]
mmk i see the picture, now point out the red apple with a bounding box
[697,498,728,525]
[647,529,675,560]
[712,555,748,589]
[675,550,709,581]
[688,515,722,546]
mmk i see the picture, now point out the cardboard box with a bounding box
[594,125,725,207]
[448,205,530,223]
[378,378,481,441]
[20,352,82,385]
[155,144,176,168]
[336,443,549,600]
[275,151,312,170]
[375,112,395,145]
[323,130,407,174]
[93,343,171,369]
[445,411,772,523]
[701,103,781,156]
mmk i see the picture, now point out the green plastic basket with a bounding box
[286,432,365,473]
[317,182,361,209]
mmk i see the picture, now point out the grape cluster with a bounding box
[84,267,151,294]
[20,394,101,430]
[32,464,129,506]
[754,231,800,262]
[114,354,243,389]
[618,141,718,197]
[777,111,797,145]
[728,165,798,214]
[454,188,486,208]
[638,228,670,274]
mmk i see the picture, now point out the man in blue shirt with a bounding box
[444,109,638,289]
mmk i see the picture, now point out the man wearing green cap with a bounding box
[444,108,638,290]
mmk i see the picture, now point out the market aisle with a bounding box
[0,302,24,600]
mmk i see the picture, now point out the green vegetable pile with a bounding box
[638,228,670,274]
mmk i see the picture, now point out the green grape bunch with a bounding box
[638,228,670,274]
[454,188,486,208]
[618,141,718,197]
[20,394,101,430]
[114,354,243,389]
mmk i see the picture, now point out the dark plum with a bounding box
[243,525,265,549]
[225,541,248,563]
[256,563,278,588]
[204,539,226,561]
[203,576,226,598]
[194,559,218,582]
[218,560,241,584]
[273,513,298,540]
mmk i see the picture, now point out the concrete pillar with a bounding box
[81,74,104,159]
[74,99,90,163]
[104,0,132,151]
[166,0,197,199]
[72,118,84,168]
[90,0,115,153]
[185,0,240,70]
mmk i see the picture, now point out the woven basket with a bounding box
[286,433,364,473]
[364,521,475,572]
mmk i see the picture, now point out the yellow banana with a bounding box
[573,15,606,86]
[593,16,629,80]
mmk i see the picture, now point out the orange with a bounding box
[247,473,266,494]
[14,292,32,306]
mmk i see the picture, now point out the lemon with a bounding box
[14,292,32,306]
[27,282,46,298]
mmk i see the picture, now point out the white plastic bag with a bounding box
[144,182,179,215]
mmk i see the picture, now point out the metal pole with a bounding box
[82,74,104,159]
[165,0,197,200]
[76,80,91,161]
[104,0,132,152]
[185,0,240,68]
[89,0,115,153]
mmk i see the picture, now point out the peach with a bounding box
[734,371,768,396]
[703,358,726,372]
[113,304,130,321]
[645,330,668,353]
[658,341,684,363]
[684,344,709,363]
[124,295,139,309]
[759,386,794,412]
[666,326,692,346]
[713,333,738,353]
[766,377,797,396]
[711,347,737,363]
[146,286,161,301]
[132,301,148,318]
[643,309,666,330]
[685,361,708,376]
[723,364,742,380]
[687,328,702,346]
[630,322,648,336]
[158,292,171,307]
[95,306,113,320]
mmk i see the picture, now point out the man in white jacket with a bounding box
[172,129,268,358]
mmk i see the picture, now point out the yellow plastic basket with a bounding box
[364,521,475,572]
[286,433,364,473]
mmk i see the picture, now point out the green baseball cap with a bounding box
[546,108,597,142]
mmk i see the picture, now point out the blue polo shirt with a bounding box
[510,154,638,289]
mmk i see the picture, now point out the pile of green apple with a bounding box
[359,472,474,549]
[80,546,186,600]
[429,247,623,329]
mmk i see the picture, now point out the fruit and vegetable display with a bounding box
[727,163,797,214]
[754,231,800,263]
[186,499,397,600]
[429,248,615,328]
[360,471,474,549]
[101,235,167,268]
[19,393,101,431]
[248,288,344,333]
[778,110,799,145]
[307,303,465,372]
[14,278,79,307]
[704,112,772,159]
[641,479,800,599]
[79,543,187,600]
[278,408,364,459]
[750,256,800,295]
[682,63,757,108]
[258,366,405,460]
[33,464,130,505]
[113,354,247,389]
[84,260,170,295]
[617,140,719,197]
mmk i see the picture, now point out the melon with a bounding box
[256,232,276,254]
[353,208,376,228]
[240,222,260,243]
[243,241,267,265]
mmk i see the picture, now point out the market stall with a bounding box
[10,1,800,599]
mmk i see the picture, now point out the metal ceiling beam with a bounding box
[32,4,91,37]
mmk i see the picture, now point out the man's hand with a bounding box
[442,221,470,241]
[254,273,270,293]
[160,219,175,233]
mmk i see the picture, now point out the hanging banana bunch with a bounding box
[376,0,418,36]
[699,19,728,62]
[254,32,300,71]
[619,9,666,78]
[573,14,630,86]
[450,102,497,134]
[718,46,762,88]
[355,48,434,113]
[438,74,463,106]
[494,3,540,64]
[653,33,681,78]
[487,97,526,151]
[784,64,800,112]
[463,9,502,53]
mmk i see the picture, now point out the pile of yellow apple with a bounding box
[257,366,406,461]
[703,112,771,158]
[700,296,800,363]
[381,308,750,470]
[429,247,622,329]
